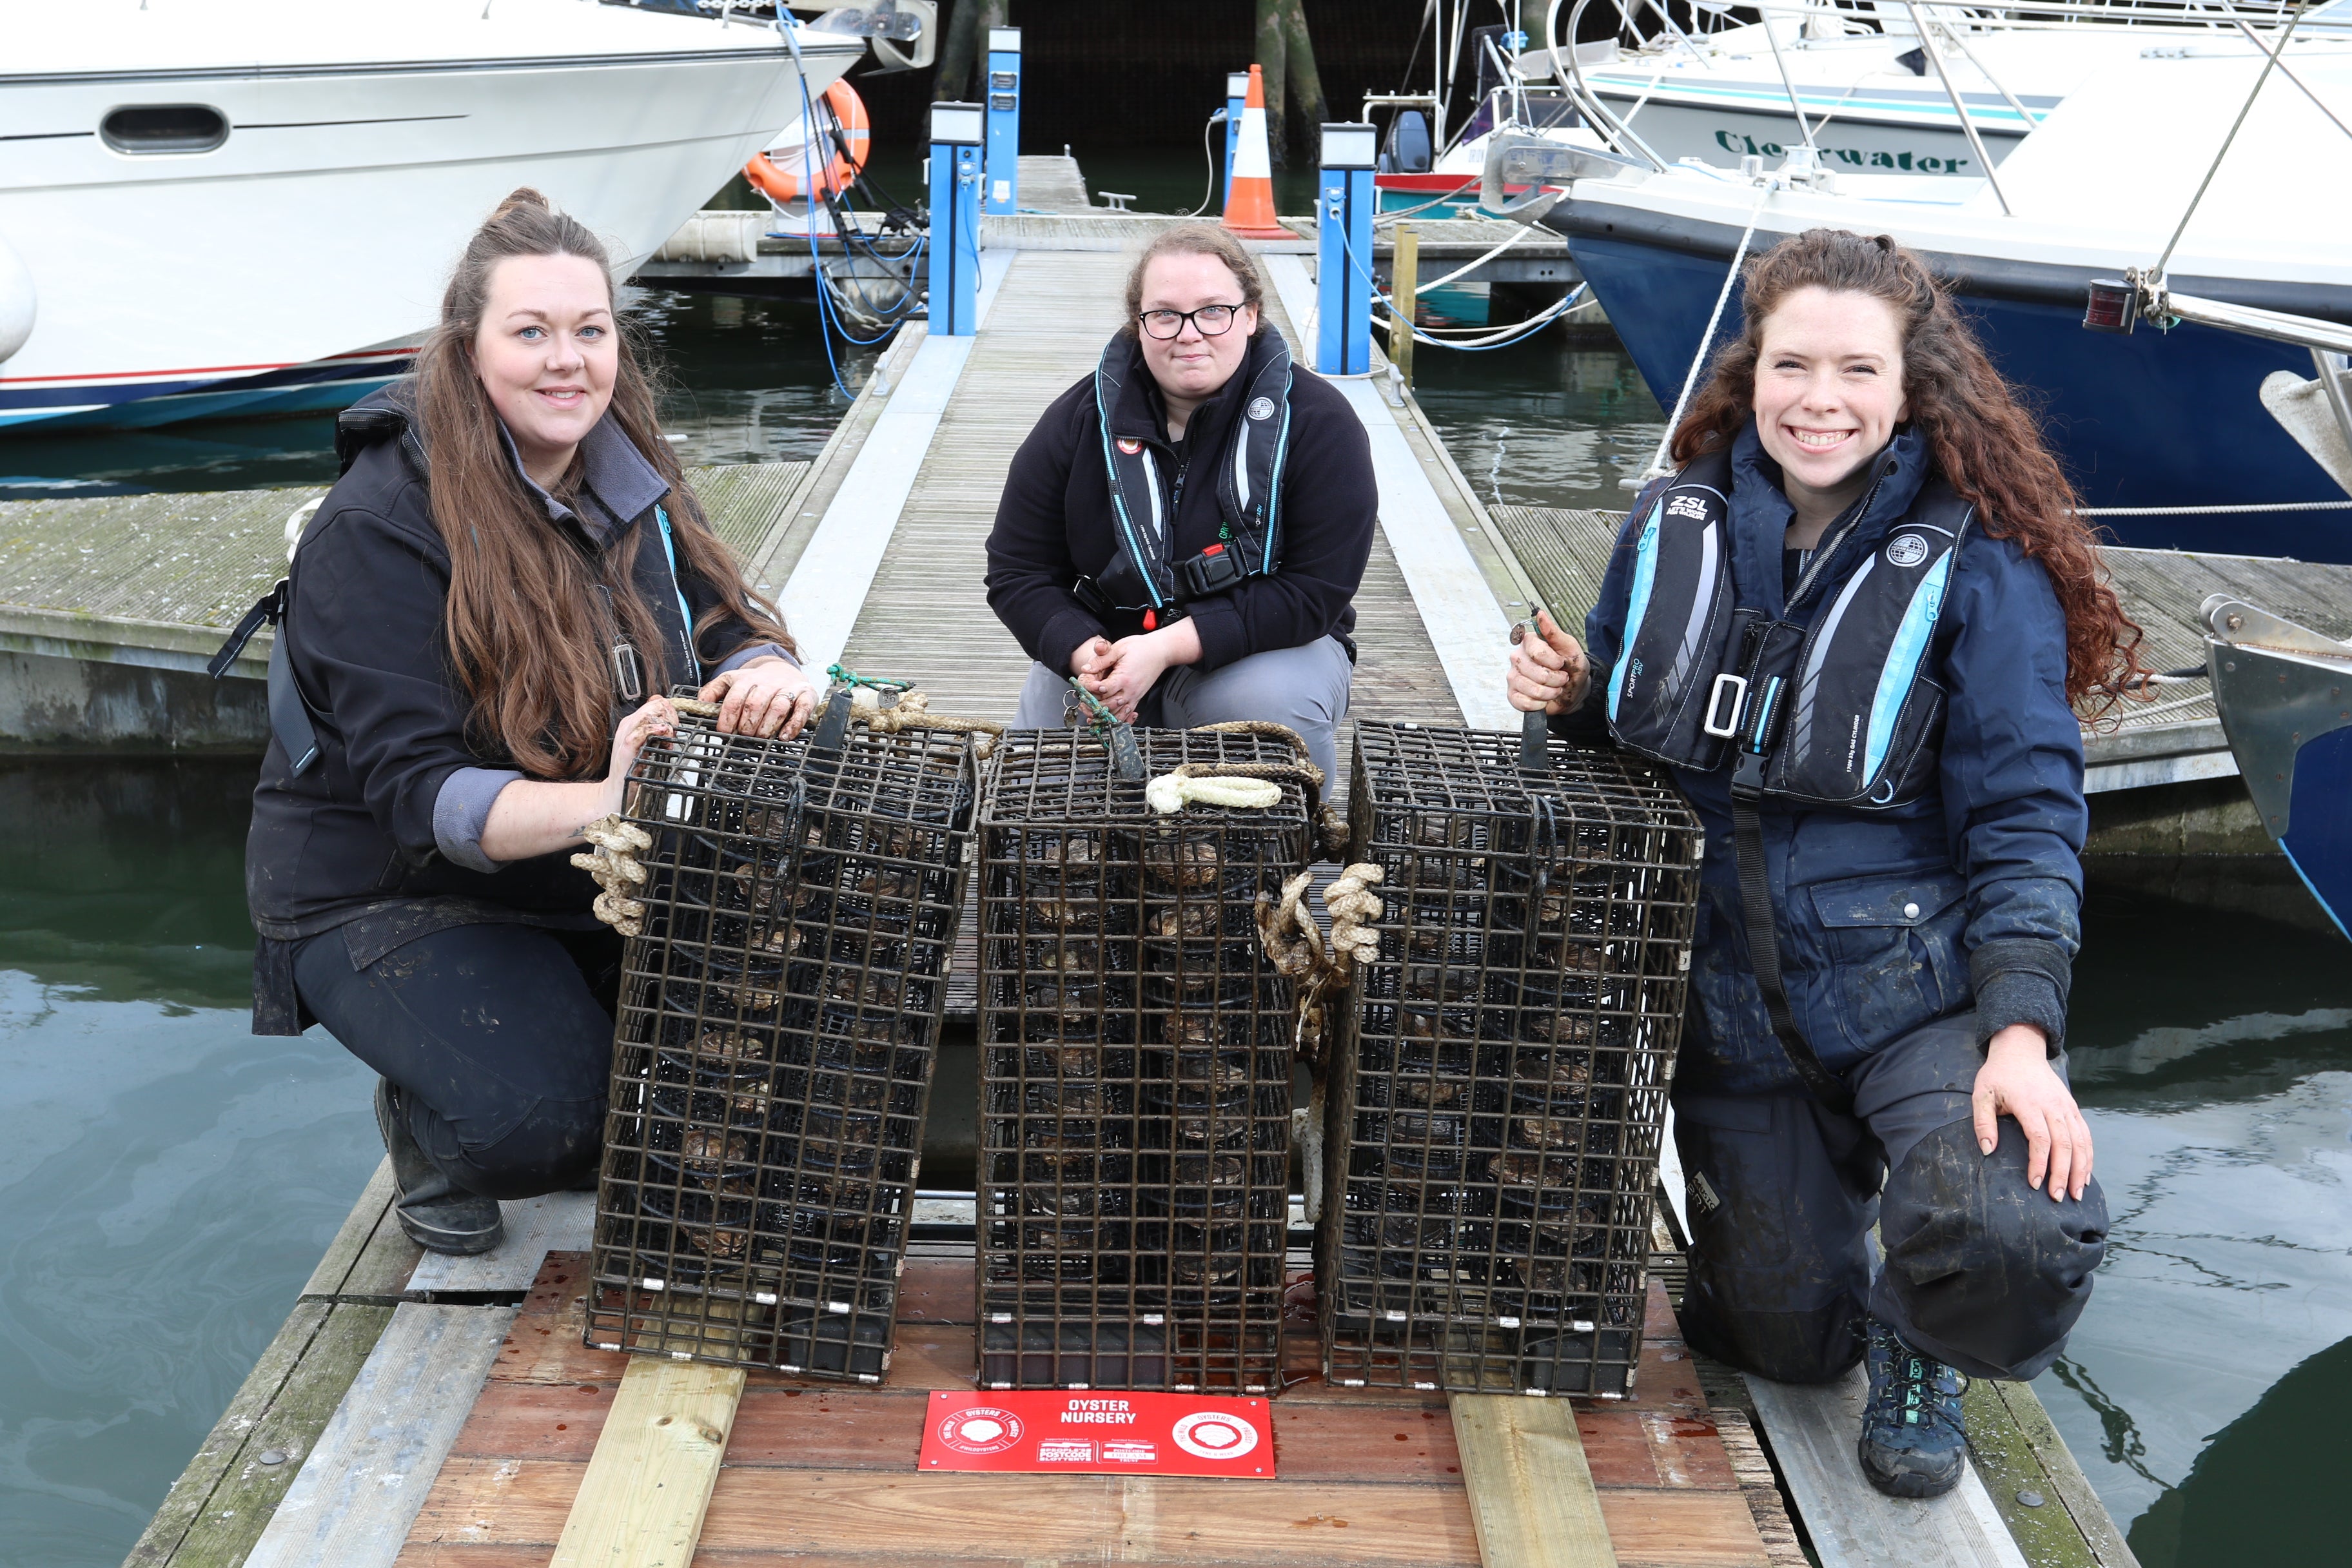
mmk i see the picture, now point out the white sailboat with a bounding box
[0,0,868,431]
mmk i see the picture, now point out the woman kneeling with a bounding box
[1510,229,2130,1499]
[245,191,819,1255]
[985,224,1376,782]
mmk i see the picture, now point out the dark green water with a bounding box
[1,275,2344,1568]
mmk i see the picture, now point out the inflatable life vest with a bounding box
[1083,328,1295,625]
[1606,446,1973,810]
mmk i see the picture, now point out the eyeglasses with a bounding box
[1137,303,1246,339]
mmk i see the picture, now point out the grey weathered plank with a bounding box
[242,1302,518,1568]
[125,1300,398,1568]
[1963,1378,2142,1568]
[299,1157,420,1304]
[409,1192,595,1296]
[1745,1368,2027,1568]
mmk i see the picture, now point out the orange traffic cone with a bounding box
[1222,64,1292,240]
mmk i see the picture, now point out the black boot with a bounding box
[373,1079,504,1255]
[1857,1317,1968,1498]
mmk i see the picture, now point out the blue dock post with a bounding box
[1315,122,1377,377]
[1222,70,1248,210]
[984,27,1021,216]
[928,102,984,337]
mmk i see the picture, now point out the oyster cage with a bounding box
[976,730,1313,1394]
[1318,721,1701,1397]
[587,710,977,1380]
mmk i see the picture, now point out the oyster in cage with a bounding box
[1513,1115,1587,1153]
[1142,830,1222,890]
[1513,1049,1592,1090]
[680,1129,756,1192]
[1391,1073,1464,1108]
[681,1220,752,1260]
[1400,964,1482,1004]
[1522,1008,1595,1045]
[1145,901,1220,939]
[1175,1050,1252,1088]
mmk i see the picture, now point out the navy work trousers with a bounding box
[295,921,620,1200]
[1672,1015,2109,1383]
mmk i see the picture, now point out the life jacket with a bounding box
[1083,328,1295,622]
[1605,446,1972,810]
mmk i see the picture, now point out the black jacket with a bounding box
[245,393,763,945]
[984,327,1377,677]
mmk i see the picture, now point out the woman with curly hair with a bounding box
[244,190,818,1255]
[1509,228,2137,1498]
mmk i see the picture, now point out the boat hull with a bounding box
[2210,633,2352,940]
[0,11,859,432]
[1555,197,2352,560]
[1592,88,2028,175]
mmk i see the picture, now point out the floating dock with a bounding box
[17,211,2150,1567]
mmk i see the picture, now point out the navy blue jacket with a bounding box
[1557,422,2084,1097]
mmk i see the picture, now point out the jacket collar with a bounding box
[497,413,671,545]
[1106,324,1288,451]
[1727,418,1930,618]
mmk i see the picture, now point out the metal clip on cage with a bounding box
[1319,721,1701,1397]
[975,725,1313,1394]
[586,698,979,1380]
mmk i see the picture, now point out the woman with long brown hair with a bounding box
[244,190,816,1255]
[1508,228,2132,1498]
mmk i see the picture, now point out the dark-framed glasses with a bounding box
[1138,303,1245,339]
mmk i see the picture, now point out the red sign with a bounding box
[919,1389,1276,1478]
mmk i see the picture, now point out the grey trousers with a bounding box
[1011,634,1355,783]
[1671,1015,2109,1383]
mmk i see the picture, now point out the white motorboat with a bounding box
[1544,44,2352,556]
[0,0,867,431]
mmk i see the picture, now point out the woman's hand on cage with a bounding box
[1084,622,1202,723]
[700,656,819,739]
[1508,609,1590,716]
[478,695,674,864]
[1973,1025,2093,1202]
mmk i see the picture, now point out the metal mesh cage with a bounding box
[975,730,1313,1394]
[1318,721,1701,1397]
[587,710,977,1380]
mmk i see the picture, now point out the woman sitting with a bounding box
[985,224,1376,783]
[1509,229,2127,1498]
[244,190,819,1255]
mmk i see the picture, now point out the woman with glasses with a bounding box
[985,224,1376,781]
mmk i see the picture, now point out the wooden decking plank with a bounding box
[1451,1392,1620,1568]
[243,1302,518,1568]
[1743,1370,2026,1568]
[1961,1379,2141,1568]
[298,1157,402,1300]
[409,1191,594,1297]
[547,1357,747,1568]
[1713,1409,1810,1568]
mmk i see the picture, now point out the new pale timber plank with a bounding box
[546,1357,747,1568]
[1449,1391,1620,1568]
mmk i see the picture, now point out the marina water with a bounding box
[1,291,2342,1568]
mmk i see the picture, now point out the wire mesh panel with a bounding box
[976,730,1313,1394]
[587,710,977,1380]
[1319,721,1701,1397]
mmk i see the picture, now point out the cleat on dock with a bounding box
[1857,1317,1967,1499]
[374,1079,504,1256]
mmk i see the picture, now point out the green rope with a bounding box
[825,662,910,694]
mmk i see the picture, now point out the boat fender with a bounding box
[0,233,34,364]
[1605,446,1973,810]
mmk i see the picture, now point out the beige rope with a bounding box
[1255,862,1385,1222]
[573,815,653,936]
[846,686,1006,757]
[1144,770,1284,814]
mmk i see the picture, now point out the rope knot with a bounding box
[573,814,653,936]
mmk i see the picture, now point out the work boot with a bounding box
[1857,1317,1968,1498]
[373,1079,504,1255]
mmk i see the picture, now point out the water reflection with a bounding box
[1413,342,1668,514]
[2054,883,2352,1562]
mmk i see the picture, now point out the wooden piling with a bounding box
[1392,223,1420,386]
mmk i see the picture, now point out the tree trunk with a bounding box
[1254,0,1289,167]
[934,0,980,101]
[1282,0,1329,143]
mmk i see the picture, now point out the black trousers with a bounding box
[295,921,621,1200]
[1672,1015,2110,1384]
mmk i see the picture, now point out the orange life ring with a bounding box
[745,79,870,202]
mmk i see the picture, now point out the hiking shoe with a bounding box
[1857,1317,1967,1499]
[373,1079,504,1255]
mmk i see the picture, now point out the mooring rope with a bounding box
[843,685,1007,757]
[1257,863,1386,1221]
[1195,720,1352,856]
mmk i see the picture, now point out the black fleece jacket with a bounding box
[984,327,1377,677]
[244,395,764,940]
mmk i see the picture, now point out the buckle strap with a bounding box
[1729,784,1853,1113]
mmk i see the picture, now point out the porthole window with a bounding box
[100,104,229,155]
